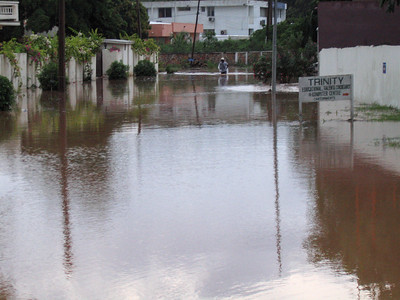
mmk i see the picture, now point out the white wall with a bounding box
[102,40,158,77]
[0,53,97,89]
[319,46,400,108]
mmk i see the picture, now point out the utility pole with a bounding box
[191,0,201,66]
[136,0,142,38]
[271,0,277,95]
[266,0,272,43]
[58,0,66,92]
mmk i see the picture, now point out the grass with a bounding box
[356,103,400,121]
[374,137,400,149]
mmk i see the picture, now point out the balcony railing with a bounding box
[0,1,19,26]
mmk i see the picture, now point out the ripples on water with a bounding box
[0,73,399,299]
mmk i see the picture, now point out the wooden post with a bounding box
[136,0,142,38]
[271,0,277,94]
[58,0,66,91]
[266,0,272,43]
[191,0,201,66]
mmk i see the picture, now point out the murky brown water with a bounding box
[1,70,400,299]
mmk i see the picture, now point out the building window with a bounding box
[203,29,215,35]
[249,28,254,35]
[201,7,205,12]
[207,7,214,17]
[178,7,190,12]
[159,7,172,18]
[260,8,267,17]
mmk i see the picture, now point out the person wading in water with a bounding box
[218,57,229,74]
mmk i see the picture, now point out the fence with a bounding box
[0,40,158,90]
[0,53,97,90]
[160,51,271,67]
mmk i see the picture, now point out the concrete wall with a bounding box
[319,45,400,108]
[102,39,159,76]
[1,40,158,89]
[0,54,97,89]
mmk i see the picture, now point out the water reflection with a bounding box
[59,93,74,276]
[0,74,399,299]
[296,120,400,299]
[272,90,282,276]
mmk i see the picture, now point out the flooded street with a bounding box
[1,70,400,299]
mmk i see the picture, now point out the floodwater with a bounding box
[0,70,400,299]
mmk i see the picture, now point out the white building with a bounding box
[142,0,287,40]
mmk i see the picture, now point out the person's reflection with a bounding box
[218,75,228,87]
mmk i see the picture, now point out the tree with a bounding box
[379,0,400,11]
[0,0,150,41]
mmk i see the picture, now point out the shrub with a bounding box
[106,60,129,80]
[166,64,179,74]
[134,60,157,77]
[253,39,317,83]
[0,75,15,111]
[38,62,59,90]
[253,55,271,83]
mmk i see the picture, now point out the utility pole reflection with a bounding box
[137,86,142,135]
[59,93,74,276]
[191,77,201,126]
[272,91,282,275]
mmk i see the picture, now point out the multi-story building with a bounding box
[142,0,287,40]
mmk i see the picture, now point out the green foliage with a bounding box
[66,29,103,63]
[160,32,192,54]
[356,103,400,121]
[120,33,160,56]
[0,39,22,80]
[253,56,271,82]
[254,38,317,83]
[0,76,15,111]
[374,137,400,148]
[134,60,157,77]
[166,65,179,74]
[27,8,51,33]
[23,34,58,68]
[0,0,150,41]
[38,62,59,91]
[379,0,400,12]
[0,31,102,86]
[253,16,318,83]
[206,60,218,70]
[198,31,218,52]
[106,61,129,80]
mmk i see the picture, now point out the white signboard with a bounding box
[299,74,352,102]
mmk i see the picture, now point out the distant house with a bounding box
[0,1,19,29]
[142,0,287,40]
[149,22,204,44]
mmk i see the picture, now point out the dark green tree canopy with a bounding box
[380,0,400,11]
[0,0,150,41]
